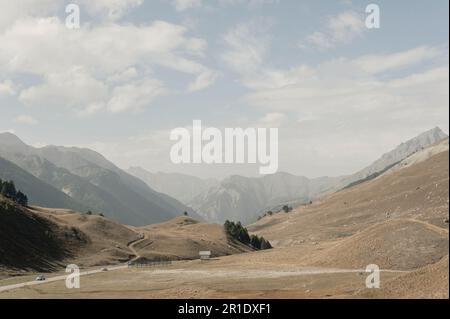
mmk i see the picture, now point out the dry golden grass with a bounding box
[249,152,449,269]
[1,149,448,299]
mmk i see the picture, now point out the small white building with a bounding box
[199,251,211,260]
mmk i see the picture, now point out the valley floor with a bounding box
[0,246,439,299]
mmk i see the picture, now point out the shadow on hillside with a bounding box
[0,200,86,272]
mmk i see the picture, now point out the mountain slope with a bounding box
[127,168,219,205]
[2,152,145,224]
[248,146,449,273]
[0,133,196,225]
[0,194,144,273]
[0,138,161,225]
[0,196,85,272]
[131,216,253,262]
[338,127,448,189]
[190,173,342,224]
[40,145,203,221]
[189,128,448,224]
[249,149,449,244]
[37,146,202,220]
[0,196,251,275]
[358,255,449,298]
[385,138,449,175]
[0,156,87,212]
[306,219,448,270]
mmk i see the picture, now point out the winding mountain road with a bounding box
[0,233,149,293]
[127,233,148,262]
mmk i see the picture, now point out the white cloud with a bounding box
[82,129,174,172]
[219,0,279,8]
[0,0,60,31]
[171,0,278,11]
[0,0,144,29]
[0,15,216,114]
[107,67,139,83]
[173,0,202,11]
[78,47,449,178]
[0,18,210,77]
[13,115,38,125]
[78,0,143,20]
[256,112,287,128]
[232,45,445,91]
[0,80,16,96]
[187,69,219,92]
[19,67,109,113]
[242,47,449,139]
[223,44,449,177]
[246,64,449,113]
[1,1,448,179]
[107,79,167,113]
[221,18,273,87]
[19,68,169,115]
[353,46,442,75]
[301,11,365,50]
[222,19,271,72]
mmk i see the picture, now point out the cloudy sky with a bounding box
[0,0,448,179]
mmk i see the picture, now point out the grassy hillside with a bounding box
[249,151,449,271]
[0,195,85,272]
[0,200,252,276]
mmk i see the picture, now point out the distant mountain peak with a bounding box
[392,127,448,154]
[342,127,448,187]
[430,126,446,134]
[415,126,447,141]
[0,132,27,146]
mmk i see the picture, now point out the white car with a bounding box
[35,275,46,281]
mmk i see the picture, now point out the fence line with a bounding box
[128,260,172,268]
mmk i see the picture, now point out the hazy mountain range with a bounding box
[130,127,448,224]
[0,133,198,226]
[127,168,219,204]
[0,127,447,226]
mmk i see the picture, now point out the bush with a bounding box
[250,234,261,248]
[0,179,28,206]
[1,180,17,199]
[257,210,274,221]
[282,205,293,213]
[260,238,272,249]
[250,234,273,250]
[15,191,28,206]
[224,220,272,250]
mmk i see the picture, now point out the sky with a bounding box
[0,0,448,179]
